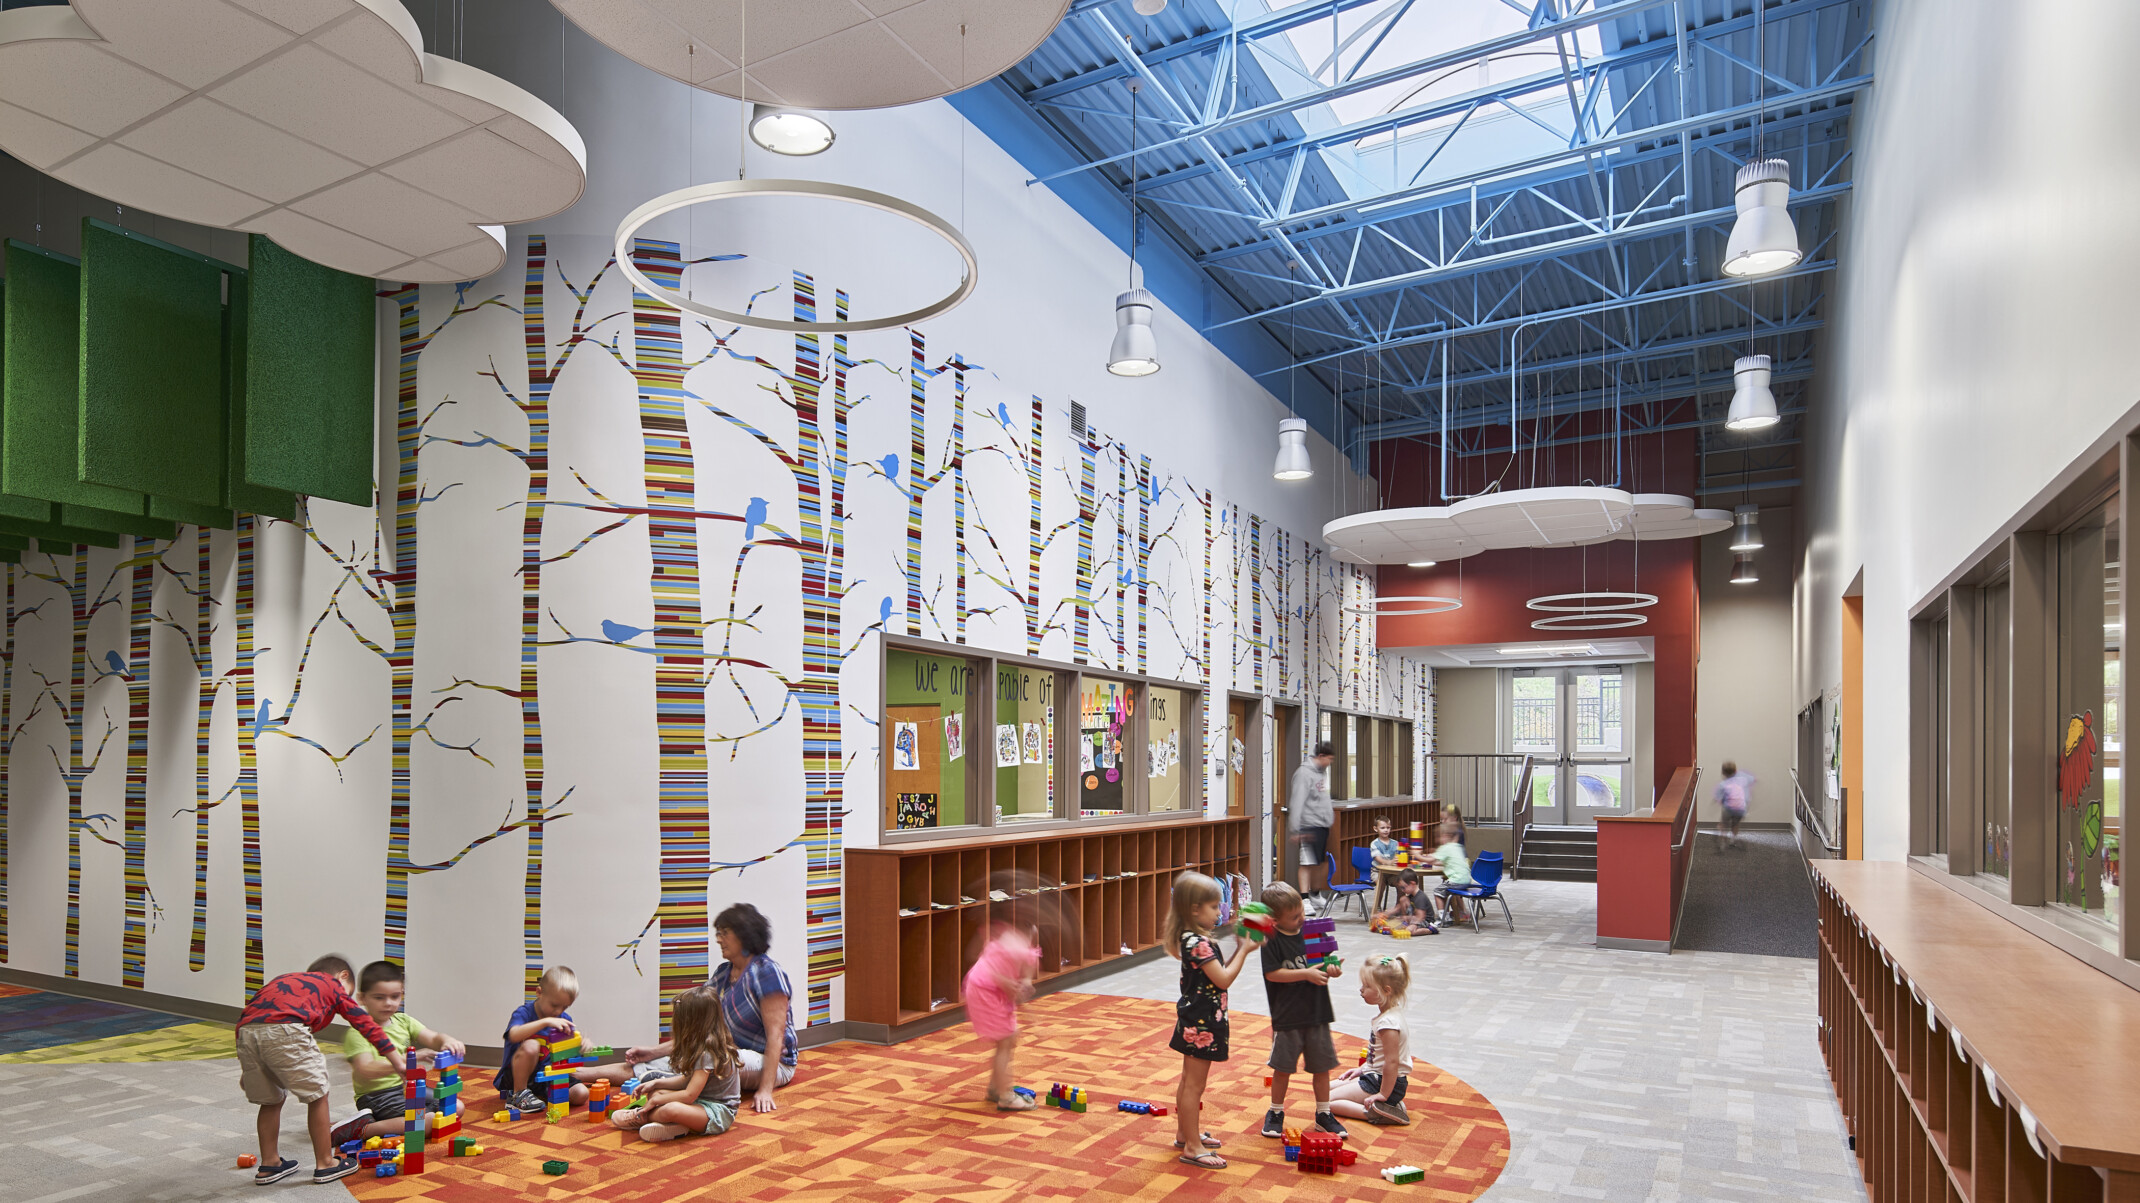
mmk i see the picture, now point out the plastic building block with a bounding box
[1359,1046,1371,1065]
[434,1050,462,1069]
[1382,1165,1426,1184]
[1117,1100,1152,1114]
[493,1110,512,1123]
[542,1160,569,1176]
[1235,902,1275,941]
[546,1102,568,1122]
[339,1139,362,1155]
[1320,952,1344,972]
[1284,1144,1300,1163]
[1011,1086,1035,1100]
[1044,1083,1089,1112]
[363,1137,383,1150]
[236,1154,258,1169]
[402,1152,425,1174]
[1150,1104,1167,1116]
[374,1165,397,1178]
[1298,1130,1344,1174]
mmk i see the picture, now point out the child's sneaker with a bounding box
[327,1109,373,1147]
[505,1089,544,1113]
[312,1156,360,1184]
[1260,1108,1287,1139]
[252,1158,300,1185]
[1314,1110,1350,1140]
[1366,1098,1411,1125]
[608,1106,646,1130]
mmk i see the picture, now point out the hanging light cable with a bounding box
[1106,73,1159,377]
[1722,1,1801,277]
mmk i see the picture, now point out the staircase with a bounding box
[1519,826,1598,882]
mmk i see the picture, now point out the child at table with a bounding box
[1369,817,1403,868]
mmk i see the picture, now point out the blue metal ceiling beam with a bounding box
[1358,360,1815,445]
[1028,0,1396,104]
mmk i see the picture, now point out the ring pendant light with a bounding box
[1342,595,1463,617]
[1530,612,1649,631]
[1526,592,1659,612]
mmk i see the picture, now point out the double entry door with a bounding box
[1510,666,1636,825]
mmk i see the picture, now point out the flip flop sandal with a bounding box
[1176,1150,1227,1169]
[1171,1133,1222,1149]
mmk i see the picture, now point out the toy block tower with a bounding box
[431,1049,463,1141]
[400,1061,429,1175]
[1297,1130,1343,1175]
[535,1031,587,1122]
[1302,915,1340,963]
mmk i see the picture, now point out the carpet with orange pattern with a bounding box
[347,992,1508,1203]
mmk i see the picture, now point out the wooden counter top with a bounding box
[1813,860,2140,1172]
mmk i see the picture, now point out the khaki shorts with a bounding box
[1267,1025,1340,1075]
[236,1022,332,1105]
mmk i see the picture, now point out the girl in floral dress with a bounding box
[1165,871,1254,1170]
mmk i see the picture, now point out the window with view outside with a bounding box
[1149,686,1187,813]
[2053,497,2120,923]
[1511,673,1557,812]
[996,663,1055,823]
[884,648,977,830]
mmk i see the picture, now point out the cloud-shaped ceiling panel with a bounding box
[550,0,1072,110]
[1323,488,1731,566]
[0,0,586,282]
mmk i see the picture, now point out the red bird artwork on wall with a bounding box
[2058,710,2098,811]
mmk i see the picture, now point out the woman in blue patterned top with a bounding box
[588,903,801,1113]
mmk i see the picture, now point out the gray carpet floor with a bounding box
[1672,830,1822,959]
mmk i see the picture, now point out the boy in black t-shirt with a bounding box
[1256,882,1347,1140]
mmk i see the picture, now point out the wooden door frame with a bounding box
[1271,700,1304,889]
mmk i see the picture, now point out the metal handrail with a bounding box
[1509,754,1536,879]
[1791,768,1842,857]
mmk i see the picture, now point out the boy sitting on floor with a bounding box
[1373,869,1439,935]
[497,966,592,1113]
[343,960,468,1139]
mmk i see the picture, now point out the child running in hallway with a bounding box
[1330,955,1412,1126]
[497,966,592,1113]
[967,922,1041,1111]
[607,985,741,1142]
[342,960,467,1139]
[1257,881,1347,1143]
[235,954,404,1185]
[1166,870,1254,1170]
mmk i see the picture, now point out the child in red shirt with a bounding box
[235,954,404,1184]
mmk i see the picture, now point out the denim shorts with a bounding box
[1358,1071,1409,1104]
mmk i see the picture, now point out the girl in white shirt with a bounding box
[1329,955,1412,1126]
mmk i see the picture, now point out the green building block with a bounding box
[541,1160,568,1176]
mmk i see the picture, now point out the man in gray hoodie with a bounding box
[1290,742,1336,899]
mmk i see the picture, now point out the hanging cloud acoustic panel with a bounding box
[0,0,587,283]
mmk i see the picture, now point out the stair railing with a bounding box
[1508,754,1536,879]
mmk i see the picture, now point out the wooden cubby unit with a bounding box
[1813,862,2140,1203]
[847,815,1252,1041]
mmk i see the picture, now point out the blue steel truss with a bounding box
[983,0,1873,485]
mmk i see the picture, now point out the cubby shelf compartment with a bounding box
[1813,863,2140,1203]
[847,816,1252,1041]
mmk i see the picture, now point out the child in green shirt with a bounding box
[341,961,467,1140]
[1432,825,1474,924]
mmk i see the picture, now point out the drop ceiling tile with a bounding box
[555,0,708,81]
[63,142,267,226]
[646,0,852,60]
[290,171,484,258]
[120,98,360,204]
[79,0,289,89]
[212,43,460,165]
[419,230,509,279]
[857,0,929,15]
[245,207,407,276]
[382,127,578,223]
[487,113,584,170]
[881,2,1060,92]
[221,0,350,35]
[751,25,946,111]
[0,42,184,138]
[0,98,96,165]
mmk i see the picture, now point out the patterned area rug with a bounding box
[346,993,1507,1203]
[0,985,219,1057]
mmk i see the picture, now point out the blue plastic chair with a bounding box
[1440,851,1513,932]
[1319,848,1375,920]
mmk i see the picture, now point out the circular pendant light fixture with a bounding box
[1342,595,1463,617]
[615,179,977,332]
[1722,157,1802,278]
[1731,553,1760,585]
[1273,417,1313,481]
[749,105,834,155]
[1530,612,1649,631]
[1134,0,1169,12]
[1107,289,1160,376]
[1726,354,1779,430]
[1730,504,1764,551]
[1526,592,1659,612]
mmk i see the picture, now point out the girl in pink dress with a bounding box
[965,923,1041,1111]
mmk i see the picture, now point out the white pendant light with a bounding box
[1107,290,1161,377]
[1730,504,1764,551]
[1726,355,1779,431]
[750,105,835,156]
[1133,0,1169,13]
[1730,552,1759,585]
[1407,560,1436,568]
[1273,418,1313,481]
[1722,158,1802,278]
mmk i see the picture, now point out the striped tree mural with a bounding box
[119,538,157,988]
[163,528,222,973]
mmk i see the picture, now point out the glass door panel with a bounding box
[1570,668,1633,819]
[1510,672,1560,821]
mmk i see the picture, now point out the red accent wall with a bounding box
[1375,539,1699,796]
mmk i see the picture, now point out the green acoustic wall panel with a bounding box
[79,218,230,508]
[2,240,145,515]
[224,271,297,520]
[0,279,60,528]
[0,533,26,550]
[0,515,120,548]
[152,496,235,529]
[246,235,375,507]
[57,503,175,540]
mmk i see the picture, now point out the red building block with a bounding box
[1298,1131,1343,1175]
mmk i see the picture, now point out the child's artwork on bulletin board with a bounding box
[944,714,964,761]
[896,793,939,829]
[996,724,1022,768]
[892,722,919,772]
[1022,721,1045,765]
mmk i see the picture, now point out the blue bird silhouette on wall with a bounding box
[254,698,273,733]
[104,650,126,676]
[997,401,1012,426]
[743,497,767,543]
[879,597,893,625]
[602,619,647,644]
[879,453,899,479]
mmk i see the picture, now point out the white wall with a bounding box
[1701,515,1795,825]
[1798,0,2140,859]
[1436,668,1498,753]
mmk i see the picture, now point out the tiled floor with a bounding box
[1068,876,1868,1203]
